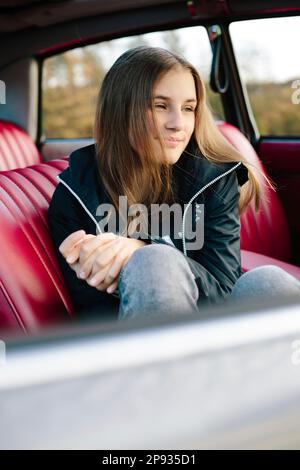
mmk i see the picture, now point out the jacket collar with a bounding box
[172,142,249,203]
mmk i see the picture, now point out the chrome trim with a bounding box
[1,302,300,390]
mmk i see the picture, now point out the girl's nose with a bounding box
[166,110,184,131]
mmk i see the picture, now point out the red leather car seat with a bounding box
[0,159,74,336]
[217,121,300,277]
[0,120,42,171]
[0,124,299,336]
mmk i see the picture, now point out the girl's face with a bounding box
[149,67,197,165]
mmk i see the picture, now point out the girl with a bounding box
[48,46,300,320]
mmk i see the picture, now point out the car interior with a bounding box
[0,0,300,337]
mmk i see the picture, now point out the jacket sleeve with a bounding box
[47,183,120,320]
[185,170,242,304]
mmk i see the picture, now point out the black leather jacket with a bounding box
[48,143,248,319]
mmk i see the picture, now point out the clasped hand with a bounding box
[59,230,146,294]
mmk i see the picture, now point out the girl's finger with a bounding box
[87,262,112,287]
[59,230,86,258]
[93,254,127,292]
[78,237,119,279]
[93,238,123,270]
[106,280,119,294]
[77,233,119,267]
[66,234,94,264]
[103,251,129,285]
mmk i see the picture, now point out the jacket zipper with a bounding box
[181,161,242,256]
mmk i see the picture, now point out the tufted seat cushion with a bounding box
[217,121,291,262]
[215,122,300,280]
[0,120,42,171]
[0,159,74,335]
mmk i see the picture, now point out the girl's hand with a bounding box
[58,230,117,279]
[76,235,146,294]
[59,230,146,294]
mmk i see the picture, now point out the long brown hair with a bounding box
[94,46,270,234]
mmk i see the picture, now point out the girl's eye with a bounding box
[154,104,195,112]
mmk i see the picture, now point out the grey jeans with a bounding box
[117,244,300,320]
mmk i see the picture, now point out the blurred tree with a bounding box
[43,47,106,138]
[247,80,300,135]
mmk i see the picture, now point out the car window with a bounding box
[42,26,224,139]
[230,16,300,137]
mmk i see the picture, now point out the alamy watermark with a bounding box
[0,340,6,365]
[291,339,300,366]
[0,80,6,104]
[291,79,300,105]
[95,196,205,251]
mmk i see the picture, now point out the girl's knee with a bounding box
[118,242,194,291]
[136,242,176,258]
[118,243,175,285]
[125,242,178,271]
[232,264,300,299]
[242,265,297,283]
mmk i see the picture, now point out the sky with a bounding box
[230,16,300,83]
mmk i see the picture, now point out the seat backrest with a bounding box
[0,120,42,171]
[216,121,291,263]
[0,159,74,336]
